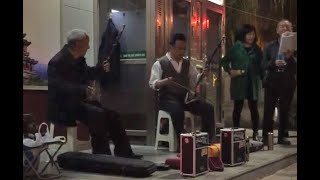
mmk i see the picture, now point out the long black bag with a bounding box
[57,152,157,178]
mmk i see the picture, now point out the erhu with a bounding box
[87,24,126,102]
[173,36,226,104]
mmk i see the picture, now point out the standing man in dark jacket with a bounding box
[47,29,142,159]
[262,19,297,145]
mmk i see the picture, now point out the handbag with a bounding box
[34,123,66,144]
[208,144,224,171]
[35,123,52,143]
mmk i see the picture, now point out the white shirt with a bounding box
[149,52,199,91]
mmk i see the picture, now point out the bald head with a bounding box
[276,19,293,36]
[66,29,90,58]
[67,29,88,48]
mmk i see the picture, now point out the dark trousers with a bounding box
[233,100,259,132]
[76,101,133,155]
[159,100,215,143]
[262,85,295,140]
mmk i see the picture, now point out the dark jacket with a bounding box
[97,18,121,89]
[221,41,263,100]
[47,45,98,126]
[261,39,297,89]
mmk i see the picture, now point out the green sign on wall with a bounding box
[120,50,146,59]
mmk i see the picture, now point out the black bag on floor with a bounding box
[249,140,264,152]
[57,152,157,178]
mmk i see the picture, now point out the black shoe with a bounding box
[156,163,170,171]
[262,137,268,146]
[252,131,260,141]
[129,153,143,159]
[116,153,143,159]
[284,131,289,137]
[278,138,291,145]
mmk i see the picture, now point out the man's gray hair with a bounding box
[66,29,88,48]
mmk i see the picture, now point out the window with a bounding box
[172,0,191,58]
[99,0,146,60]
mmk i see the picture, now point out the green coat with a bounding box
[221,41,263,100]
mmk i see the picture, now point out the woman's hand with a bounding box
[230,70,244,78]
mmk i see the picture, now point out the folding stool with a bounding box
[23,141,65,179]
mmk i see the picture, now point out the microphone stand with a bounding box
[186,36,225,104]
[194,36,225,89]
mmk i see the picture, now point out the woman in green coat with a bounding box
[221,24,263,141]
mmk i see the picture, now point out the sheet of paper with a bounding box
[279,32,297,53]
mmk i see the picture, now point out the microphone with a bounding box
[222,36,227,44]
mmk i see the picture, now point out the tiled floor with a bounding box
[260,163,297,180]
[33,129,297,180]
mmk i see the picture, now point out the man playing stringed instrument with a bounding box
[149,33,215,152]
[48,29,142,159]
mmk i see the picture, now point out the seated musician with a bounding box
[47,29,142,159]
[148,33,216,152]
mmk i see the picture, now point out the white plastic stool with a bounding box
[154,110,196,152]
[154,110,177,152]
[50,123,91,152]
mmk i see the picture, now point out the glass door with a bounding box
[189,0,225,126]
[205,8,224,125]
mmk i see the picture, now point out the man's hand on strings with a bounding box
[283,49,294,59]
[163,77,173,85]
[85,84,96,101]
[102,60,110,72]
[230,69,244,78]
[155,77,174,89]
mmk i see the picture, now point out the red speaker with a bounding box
[180,132,209,177]
[220,128,246,166]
